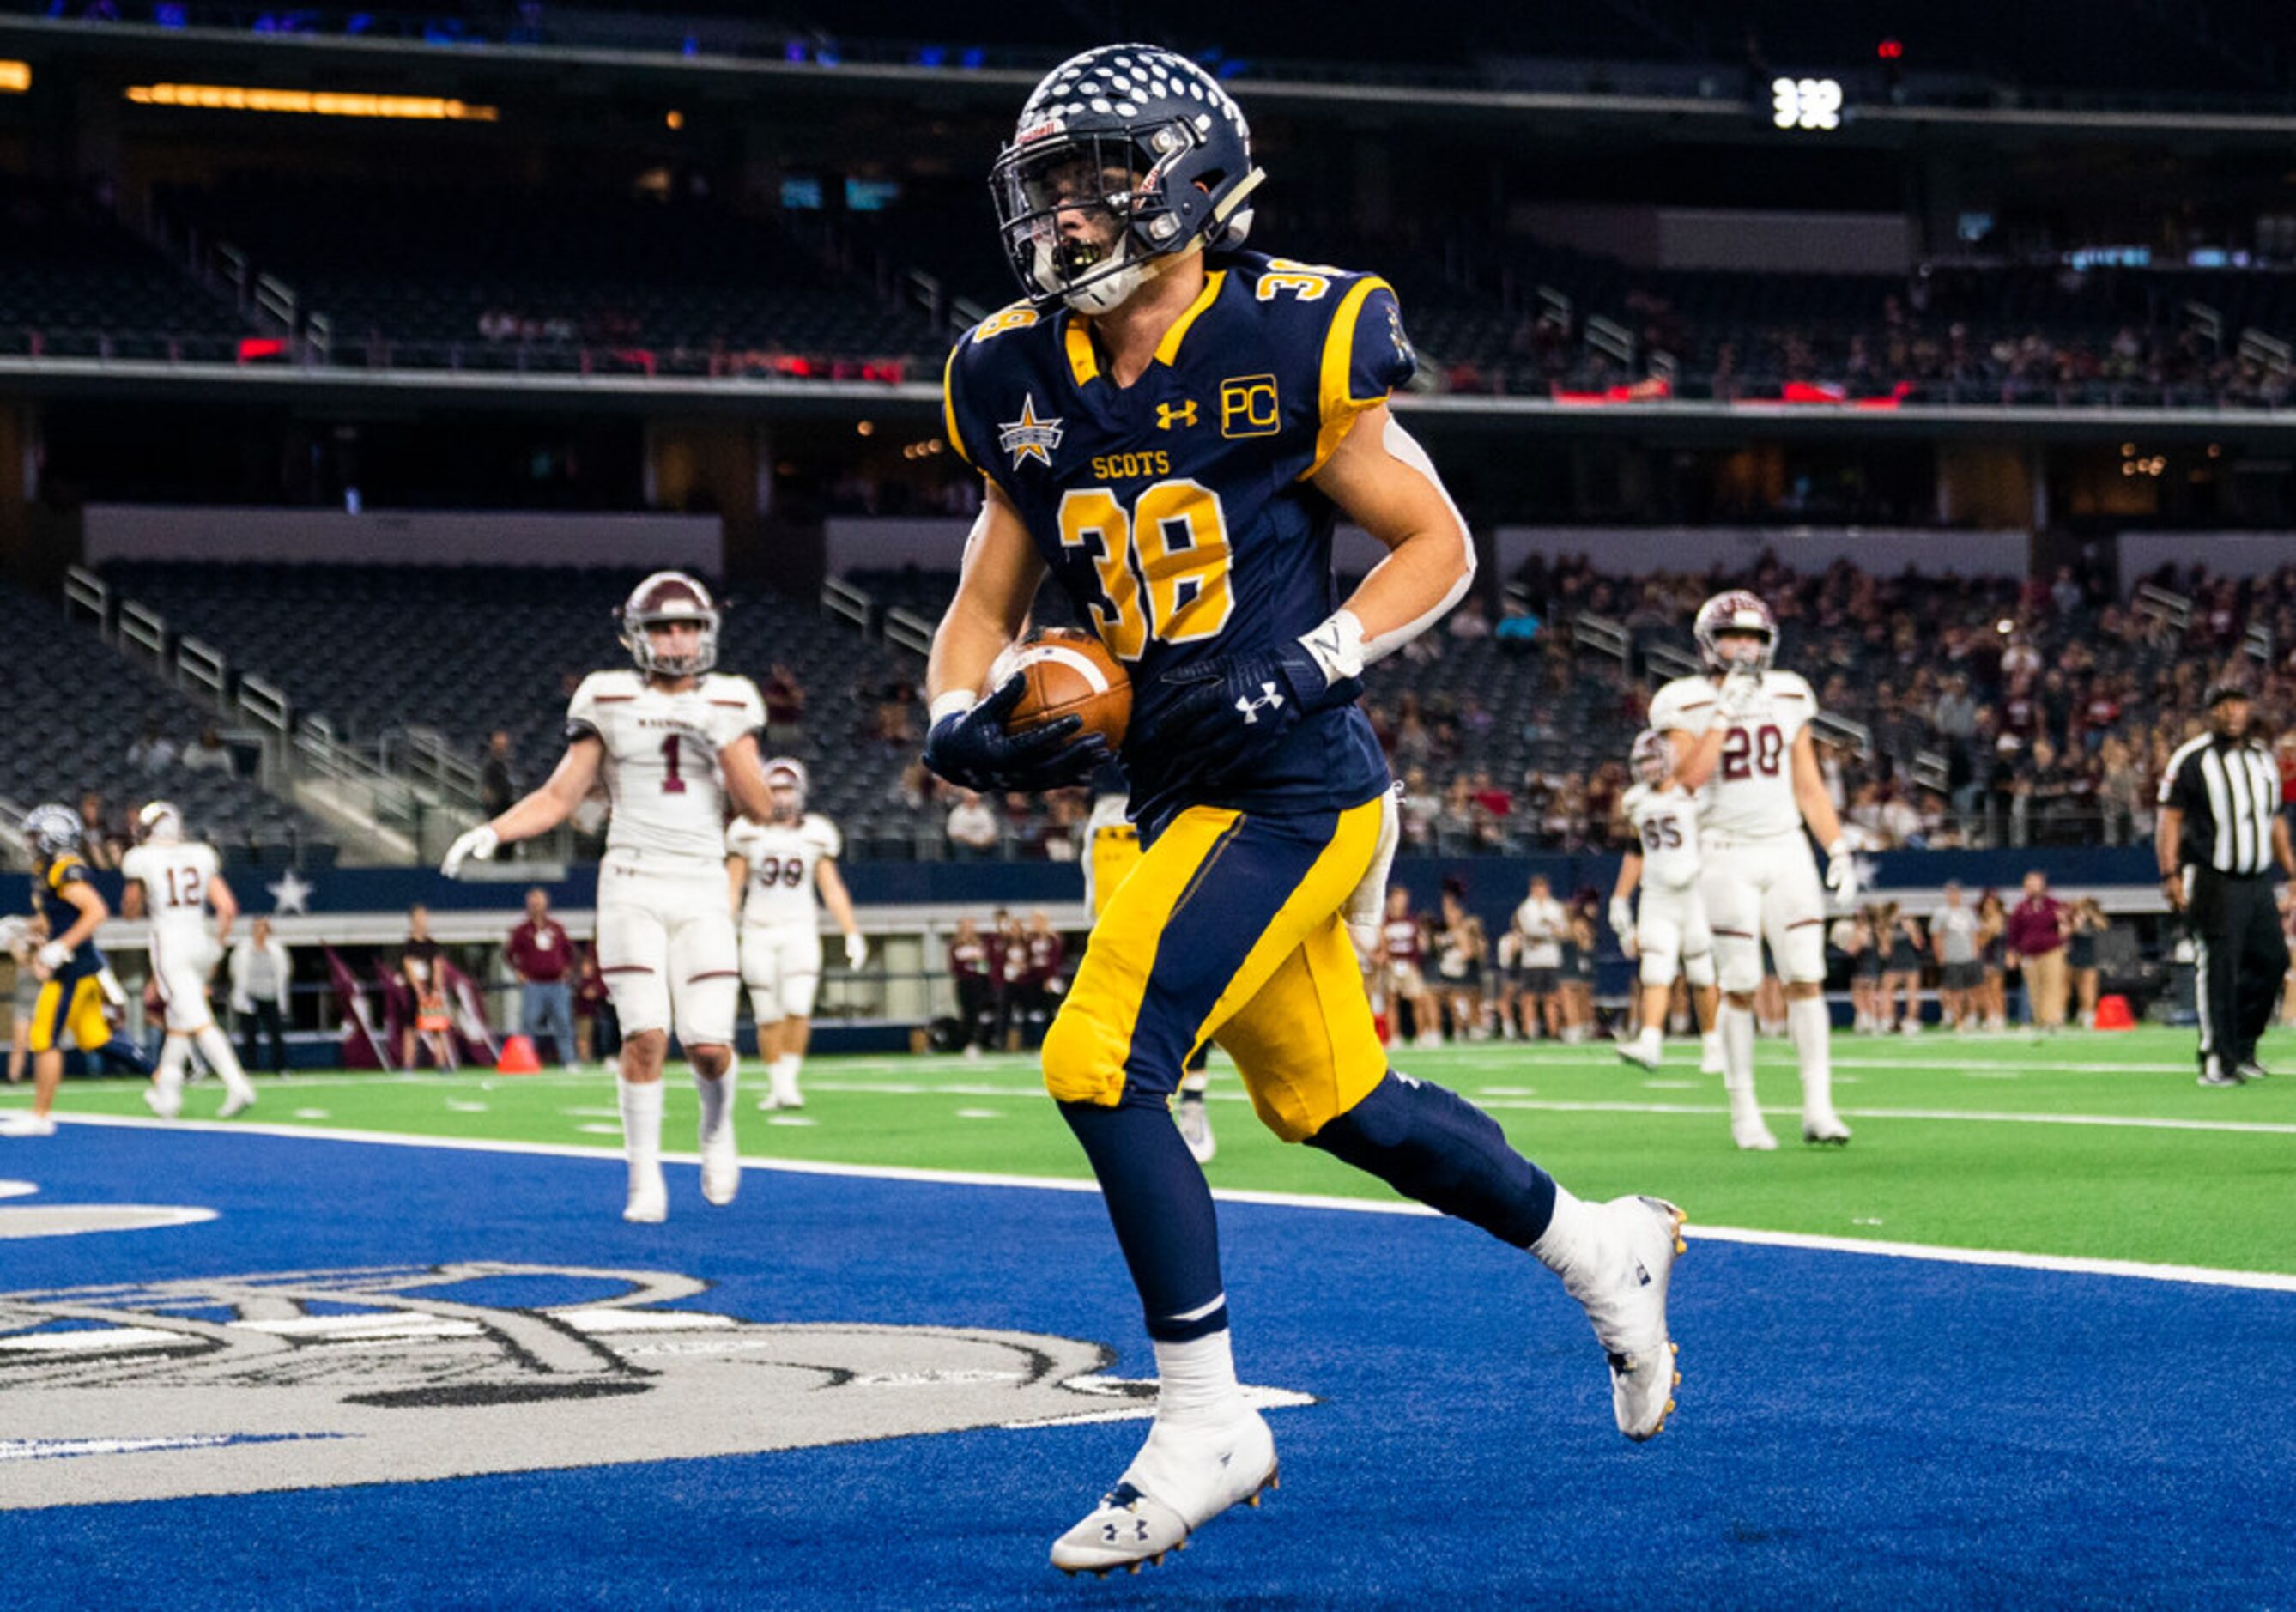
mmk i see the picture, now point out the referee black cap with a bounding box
[2206,682,2254,708]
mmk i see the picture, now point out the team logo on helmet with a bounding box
[1629,730,1673,787]
[137,801,184,845]
[19,803,81,864]
[620,571,721,678]
[989,43,1266,314]
[1693,590,1778,676]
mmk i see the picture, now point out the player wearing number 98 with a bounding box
[930,42,1688,1579]
[439,571,776,1224]
[1650,591,1857,1152]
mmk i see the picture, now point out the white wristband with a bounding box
[929,691,978,726]
[1298,609,1367,688]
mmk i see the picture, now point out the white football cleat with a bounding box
[700,1124,740,1207]
[1802,1111,1853,1145]
[1732,1118,1780,1152]
[1614,1037,1662,1071]
[768,1068,803,1111]
[2,1112,58,1136]
[1553,1195,1687,1442]
[216,1087,256,1120]
[143,1087,181,1120]
[622,1163,668,1223]
[1174,1099,1216,1165]
[1051,1409,1276,1577]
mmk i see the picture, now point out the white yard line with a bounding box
[29,1112,2296,1294]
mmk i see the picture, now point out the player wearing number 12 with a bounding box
[929,42,1687,1578]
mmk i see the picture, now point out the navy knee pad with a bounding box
[1306,1072,1556,1247]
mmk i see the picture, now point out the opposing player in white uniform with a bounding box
[441,572,774,1221]
[119,801,258,1119]
[1649,591,1857,1149]
[724,758,867,1113]
[1610,732,1725,1076]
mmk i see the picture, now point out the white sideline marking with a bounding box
[30,1112,2296,1295]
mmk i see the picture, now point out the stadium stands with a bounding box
[0,583,331,864]
[0,179,253,363]
[154,179,948,376]
[100,563,939,851]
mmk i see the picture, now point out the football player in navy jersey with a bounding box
[924,44,1687,1576]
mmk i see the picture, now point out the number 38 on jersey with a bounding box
[1056,477,1233,663]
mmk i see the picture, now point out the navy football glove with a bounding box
[923,675,1109,794]
[1158,645,1362,787]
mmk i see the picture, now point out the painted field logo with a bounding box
[0,1263,1309,1510]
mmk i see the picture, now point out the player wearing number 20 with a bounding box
[1649,591,1857,1151]
[439,572,775,1223]
[930,43,1687,1577]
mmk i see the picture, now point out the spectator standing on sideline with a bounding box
[763,664,808,747]
[2006,871,2069,1033]
[399,906,448,1070]
[2065,898,2107,1028]
[574,945,620,1065]
[2158,684,2295,1084]
[230,917,293,1073]
[506,887,578,1067]
[948,918,994,1058]
[1931,882,1981,1032]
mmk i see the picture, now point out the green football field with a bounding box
[9,1025,2292,1275]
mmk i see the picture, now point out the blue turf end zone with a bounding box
[1,1125,2289,1609]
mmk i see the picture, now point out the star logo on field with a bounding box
[267,870,314,915]
[997,394,1064,470]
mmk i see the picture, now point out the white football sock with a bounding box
[1636,1025,1663,1058]
[1152,1324,1245,1426]
[154,1037,189,1102]
[195,1024,255,1100]
[1178,1066,1211,1095]
[771,1053,801,1104]
[1790,996,1835,1118]
[618,1076,664,1178]
[1718,1003,1762,1126]
[1700,1027,1724,1061]
[1528,1182,1593,1278]
[694,1066,734,1147]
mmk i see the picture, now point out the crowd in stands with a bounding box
[833,548,2293,862]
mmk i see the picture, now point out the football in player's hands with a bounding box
[990,627,1131,750]
[924,676,1106,793]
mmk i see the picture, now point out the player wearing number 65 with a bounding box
[439,571,777,1224]
[1649,591,1858,1152]
[927,41,1688,1579]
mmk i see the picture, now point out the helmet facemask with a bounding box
[993,126,1204,313]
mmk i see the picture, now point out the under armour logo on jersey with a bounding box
[1155,399,1198,431]
[1233,683,1285,724]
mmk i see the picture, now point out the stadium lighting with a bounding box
[0,60,28,94]
[121,83,500,121]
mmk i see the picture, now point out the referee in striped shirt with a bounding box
[2157,683,2296,1085]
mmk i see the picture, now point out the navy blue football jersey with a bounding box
[944,248,1415,833]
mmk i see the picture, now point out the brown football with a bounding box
[993,627,1131,750]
